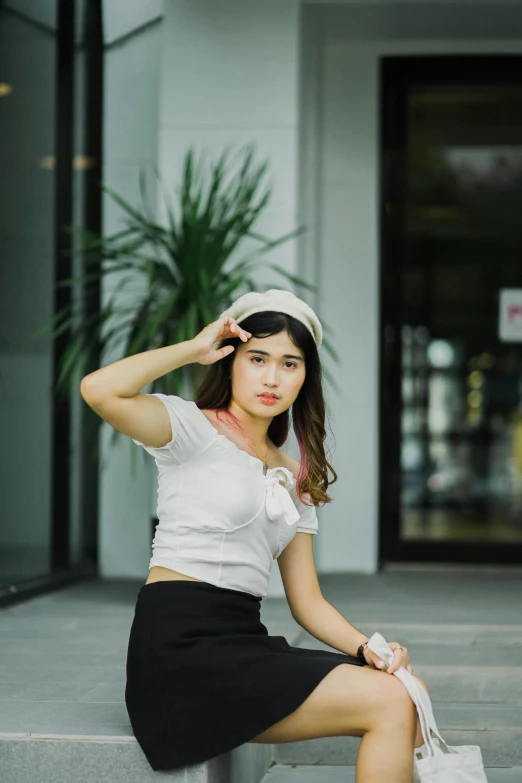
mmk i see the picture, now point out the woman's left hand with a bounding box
[363,642,413,674]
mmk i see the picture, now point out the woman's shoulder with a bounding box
[275,449,300,481]
[277,450,317,515]
[132,394,213,464]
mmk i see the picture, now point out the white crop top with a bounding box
[132,393,319,598]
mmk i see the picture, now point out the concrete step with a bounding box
[391,644,522,667]
[273,722,522,768]
[2,641,521,668]
[412,667,522,704]
[0,735,272,783]
[262,765,522,782]
[294,633,522,703]
[2,578,520,781]
[295,629,522,665]
[338,622,522,647]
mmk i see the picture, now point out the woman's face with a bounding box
[230,329,306,416]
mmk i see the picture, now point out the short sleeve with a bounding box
[132,393,211,465]
[293,489,319,535]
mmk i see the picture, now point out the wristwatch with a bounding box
[356,640,369,664]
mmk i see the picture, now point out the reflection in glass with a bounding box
[400,84,522,543]
[0,3,58,584]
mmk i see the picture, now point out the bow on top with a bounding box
[264,466,300,526]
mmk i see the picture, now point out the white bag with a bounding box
[366,632,488,783]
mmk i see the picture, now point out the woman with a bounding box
[81,288,430,781]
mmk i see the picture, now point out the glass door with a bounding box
[0,0,100,604]
[380,56,522,564]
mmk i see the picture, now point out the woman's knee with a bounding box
[361,671,416,732]
[380,673,430,723]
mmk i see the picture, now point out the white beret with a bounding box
[219,288,322,348]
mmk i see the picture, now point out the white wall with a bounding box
[99,0,522,588]
[158,0,301,286]
[99,3,163,578]
[303,2,522,577]
[99,0,307,591]
[151,0,303,597]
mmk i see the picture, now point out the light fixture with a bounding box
[38,155,98,170]
[0,83,13,97]
[73,155,97,170]
[39,155,56,169]
[427,340,454,369]
[467,390,483,409]
[468,371,484,390]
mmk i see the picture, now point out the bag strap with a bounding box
[366,632,451,757]
[397,668,444,757]
[393,666,438,756]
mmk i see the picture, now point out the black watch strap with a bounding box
[357,641,369,663]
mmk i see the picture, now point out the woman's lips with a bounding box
[258,395,278,405]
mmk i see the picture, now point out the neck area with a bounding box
[226,398,273,453]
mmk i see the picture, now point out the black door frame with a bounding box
[0,0,102,608]
[51,0,75,570]
[378,54,522,566]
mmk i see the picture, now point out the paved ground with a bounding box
[263,765,522,782]
[0,566,521,781]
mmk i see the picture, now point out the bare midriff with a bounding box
[144,565,206,586]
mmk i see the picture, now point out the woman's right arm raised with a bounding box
[79,317,251,449]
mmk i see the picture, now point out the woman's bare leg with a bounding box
[350,674,431,780]
[250,664,427,783]
[354,685,417,783]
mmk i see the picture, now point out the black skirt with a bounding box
[125,579,366,771]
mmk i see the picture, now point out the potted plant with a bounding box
[31,145,339,451]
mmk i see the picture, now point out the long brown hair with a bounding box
[194,310,338,507]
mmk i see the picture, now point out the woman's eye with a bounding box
[250,357,296,368]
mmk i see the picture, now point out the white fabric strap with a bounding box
[366,632,451,758]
